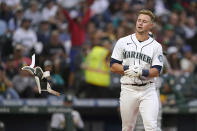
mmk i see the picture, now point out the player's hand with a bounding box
[124,66,142,77]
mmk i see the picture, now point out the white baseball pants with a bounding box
[135,88,162,131]
[120,84,159,131]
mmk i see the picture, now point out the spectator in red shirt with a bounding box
[62,7,91,47]
[62,4,92,90]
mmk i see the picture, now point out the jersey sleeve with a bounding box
[111,39,124,61]
[152,44,163,67]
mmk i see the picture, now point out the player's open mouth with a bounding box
[137,26,142,30]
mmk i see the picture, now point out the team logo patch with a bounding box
[158,55,163,62]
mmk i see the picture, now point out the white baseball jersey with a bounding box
[111,33,163,85]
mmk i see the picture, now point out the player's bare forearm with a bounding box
[110,63,124,75]
[147,68,160,78]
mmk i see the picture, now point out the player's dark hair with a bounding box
[138,9,155,22]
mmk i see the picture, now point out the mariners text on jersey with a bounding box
[123,51,152,64]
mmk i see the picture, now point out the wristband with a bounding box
[123,65,129,71]
[142,69,149,77]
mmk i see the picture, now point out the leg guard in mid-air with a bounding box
[21,54,60,96]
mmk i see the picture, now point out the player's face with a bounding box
[136,14,153,34]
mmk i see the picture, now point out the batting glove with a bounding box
[124,65,142,77]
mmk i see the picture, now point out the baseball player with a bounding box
[110,9,163,131]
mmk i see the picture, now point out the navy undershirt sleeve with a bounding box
[151,65,162,73]
[110,58,122,67]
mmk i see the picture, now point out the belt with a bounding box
[131,83,148,86]
[123,82,153,87]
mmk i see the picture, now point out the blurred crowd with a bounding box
[0,0,197,107]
